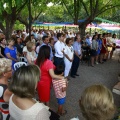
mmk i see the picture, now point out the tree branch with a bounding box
[99,0,112,13]
[97,5,120,16]
[33,11,42,22]
[94,0,99,14]
[16,0,28,15]
[17,15,28,25]
[76,0,80,18]
[61,0,74,18]
[90,0,93,17]
[80,0,89,16]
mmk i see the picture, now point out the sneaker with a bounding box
[95,62,99,64]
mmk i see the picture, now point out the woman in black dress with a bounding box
[0,38,6,58]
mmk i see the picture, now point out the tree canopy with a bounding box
[0,0,28,39]
[0,0,120,39]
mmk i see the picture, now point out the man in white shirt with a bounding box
[54,33,65,68]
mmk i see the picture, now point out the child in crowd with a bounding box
[52,65,68,116]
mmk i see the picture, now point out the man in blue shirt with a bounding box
[71,36,82,78]
[86,34,91,47]
[37,36,53,61]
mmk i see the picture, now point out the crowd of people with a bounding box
[0,29,119,120]
[0,30,118,72]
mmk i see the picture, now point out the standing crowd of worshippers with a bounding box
[0,29,118,120]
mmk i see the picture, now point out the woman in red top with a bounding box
[100,33,107,63]
[35,45,64,106]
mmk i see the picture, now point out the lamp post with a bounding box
[28,0,32,40]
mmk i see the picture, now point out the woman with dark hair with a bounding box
[96,34,102,63]
[14,37,24,57]
[20,33,26,46]
[35,45,64,106]
[110,34,117,59]
[49,37,55,55]
[100,33,107,62]
[91,35,98,67]
[0,38,6,58]
[64,38,74,78]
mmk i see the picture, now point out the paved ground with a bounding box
[50,53,120,120]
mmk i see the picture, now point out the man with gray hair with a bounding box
[70,35,82,78]
[86,34,91,47]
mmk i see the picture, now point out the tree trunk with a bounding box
[78,17,93,38]
[25,24,29,31]
[74,0,79,25]
[5,19,15,40]
[74,18,78,25]
[79,24,87,38]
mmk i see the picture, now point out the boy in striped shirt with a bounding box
[52,65,67,116]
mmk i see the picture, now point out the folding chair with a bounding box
[14,62,27,71]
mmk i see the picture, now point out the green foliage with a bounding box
[42,5,64,22]
[14,20,25,30]
[0,0,27,14]
[18,0,49,25]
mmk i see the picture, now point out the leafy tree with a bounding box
[17,0,49,30]
[61,0,120,37]
[41,5,64,22]
[0,0,28,39]
[102,8,120,23]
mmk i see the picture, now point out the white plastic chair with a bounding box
[14,62,27,71]
[19,57,27,63]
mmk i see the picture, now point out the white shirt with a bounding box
[36,46,40,54]
[68,34,74,38]
[107,37,112,45]
[9,95,50,120]
[110,38,117,44]
[64,45,74,62]
[37,33,43,40]
[54,40,65,58]
[31,39,36,43]
[22,32,29,38]
[23,46,37,63]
